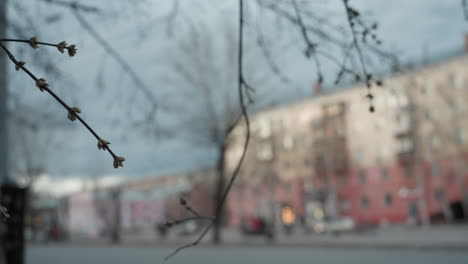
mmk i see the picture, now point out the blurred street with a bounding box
[27,245,468,264]
[59,225,468,249]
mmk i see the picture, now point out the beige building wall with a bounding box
[226,53,468,185]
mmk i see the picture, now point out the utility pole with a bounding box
[0,0,9,263]
[0,0,8,186]
[110,187,121,243]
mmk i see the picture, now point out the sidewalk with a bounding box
[62,225,468,250]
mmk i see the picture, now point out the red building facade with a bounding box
[225,53,468,228]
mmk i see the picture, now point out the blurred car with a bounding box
[240,217,274,241]
[311,217,354,235]
[178,220,198,236]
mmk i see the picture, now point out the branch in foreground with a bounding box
[291,0,323,85]
[0,37,76,56]
[260,0,386,111]
[341,0,384,112]
[0,39,125,168]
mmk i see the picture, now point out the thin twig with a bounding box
[341,0,377,111]
[166,0,180,37]
[40,0,100,13]
[256,32,293,85]
[0,38,74,53]
[463,0,468,20]
[291,0,323,83]
[342,0,367,81]
[70,7,159,122]
[164,224,212,261]
[0,42,124,168]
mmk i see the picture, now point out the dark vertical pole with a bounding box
[0,0,8,185]
[0,1,9,263]
[212,144,226,244]
[110,188,121,243]
[0,186,25,264]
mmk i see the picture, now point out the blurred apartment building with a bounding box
[225,51,468,228]
[59,41,468,238]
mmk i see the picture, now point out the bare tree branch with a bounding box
[41,0,101,13]
[291,0,323,83]
[166,0,180,37]
[463,0,468,20]
[0,40,125,169]
[71,9,158,113]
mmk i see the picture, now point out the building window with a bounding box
[421,81,433,94]
[304,159,312,167]
[450,72,464,89]
[253,187,261,195]
[407,202,419,219]
[381,168,389,181]
[394,112,411,133]
[396,92,409,106]
[258,119,272,138]
[284,161,291,169]
[356,148,363,162]
[396,137,413,154]
[359,170,366,184]
[384,193,393,207]
[313,128,324,141]
[447,169,455,182]
[360,196,369,209]
[335,123,345,137]
[434,188,445,202]
[303,180,314,193]
[455,97,465,113]
[280,118,290,130]
[463,162,468,173]
[430,136,440,150]
[301,136,311,146]
[403,165,412,178]
[431,162,440,177]
[282,135,294,150]
[457,130,467,144]
[257,144,273,161]
[325,104,341,116]
[425,110,432,121]
[340,174,348,186]
[341,200,351,211]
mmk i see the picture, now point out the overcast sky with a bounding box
[6,0,467,192]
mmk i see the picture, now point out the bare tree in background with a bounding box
[167,19,260,243]
[8,102,67,188]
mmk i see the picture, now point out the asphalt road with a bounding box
[27,245,468,264]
